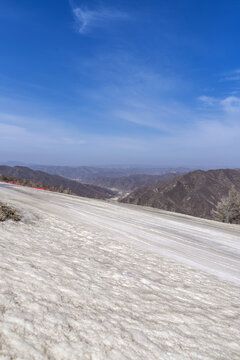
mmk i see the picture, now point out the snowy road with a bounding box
[0,184,240,359]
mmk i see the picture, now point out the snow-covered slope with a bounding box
[0,184,240,359]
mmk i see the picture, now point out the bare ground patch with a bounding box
[0,202,21,222]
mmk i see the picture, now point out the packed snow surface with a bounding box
[0,184,240,360]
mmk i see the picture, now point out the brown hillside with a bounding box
[121,169,240,219]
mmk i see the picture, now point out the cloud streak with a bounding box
[72,6,129,34]
[220,69,240,82]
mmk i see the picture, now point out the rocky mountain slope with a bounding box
[0,166,115,199]
[121,169,240,219]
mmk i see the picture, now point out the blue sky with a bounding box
[0,0,240,167]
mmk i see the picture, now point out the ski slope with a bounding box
[0,184,240,359]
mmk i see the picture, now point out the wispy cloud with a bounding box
[74,52,189,132]
[113,101,193,132]
[2,57,240,166]
[198,96,218,106]
[1,94,240,167]
[72,6,129,34]
[220,69,240,82]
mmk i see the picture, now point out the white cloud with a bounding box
[220,96,240,113]
[182,95,240,150]
[72,6,129,34]
[199,95,240,117]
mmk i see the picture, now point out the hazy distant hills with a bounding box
[84,173,182,192]
[26,164,189,181]
[0,166,115,199]
[121,169,240,219]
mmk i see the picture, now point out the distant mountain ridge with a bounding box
[26,164,189,181]
[121,169,240,219]
[0,166,115,199]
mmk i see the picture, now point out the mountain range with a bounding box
[2,165,240,221]
[0,166,115,199]
[121,169,240,219]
